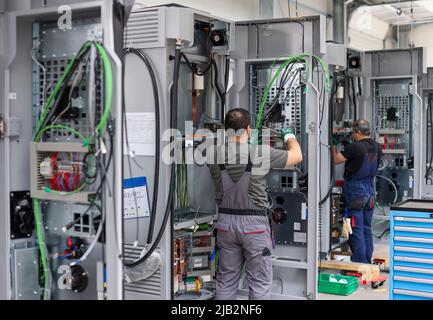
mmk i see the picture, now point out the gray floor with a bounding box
[318,239,390,300]
[237,239,391,300]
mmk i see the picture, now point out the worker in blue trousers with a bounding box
[333,119,383,264]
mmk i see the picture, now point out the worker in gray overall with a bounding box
[208,108,303,300]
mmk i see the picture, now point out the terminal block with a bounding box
[30,142,96,203]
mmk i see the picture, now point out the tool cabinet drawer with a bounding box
[390,200,433,300]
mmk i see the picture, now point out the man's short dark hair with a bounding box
[353,119,371,136]
[225,108,251,131]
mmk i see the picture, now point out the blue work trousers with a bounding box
[347,208,374,264]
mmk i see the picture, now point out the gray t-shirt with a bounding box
[208,142,288,209]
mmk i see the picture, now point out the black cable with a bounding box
[263,62,297,122]
[318,60,326,127]
[357,76,362,97]
[54,44,112,233]
[429,94,433,175]
[179,52,227,121]
[180,52,213,76]
[212,59,226,114]
[426,94,433,181]
[256,25,260,58]
[64,127,114,231]
[123,44,181,268]
[38,43,95,133]
[223,55,230,121]
[350,76,357,120]
[378,227,390,239]
[265,68,299,123]
[426,95,429,182]
[319,74,337,206]
[123,47,161,245]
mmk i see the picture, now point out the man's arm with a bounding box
[285,138,303,166]
[281,128,303,167]
[333,145,347,165]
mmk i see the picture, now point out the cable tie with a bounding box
[100,138,107,155]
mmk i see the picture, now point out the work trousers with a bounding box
[347,208,374,263]
[215,213,273,300]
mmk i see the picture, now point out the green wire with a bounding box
[35,42,112,146]
[44,182,88,196]
[35,125,86,143]
[33,199,49,300]
[31,41,112,300]
[83,43,113,146]
[255,53,331,131]
[35,43,92,135]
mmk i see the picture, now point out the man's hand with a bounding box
[342,217,353,240]
[333,145,348,165]
[282,127,303,166]
[281,127,296,143]
[333,136,339,146]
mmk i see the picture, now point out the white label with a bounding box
[294,222,301,231]
[294,232,307,243]
[193,257,203,268]
[9,93,17,100]
[301,203,307,220]
[123,177,150,219]
[123,112,156,156]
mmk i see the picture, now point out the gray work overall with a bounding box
[215,159,273,300]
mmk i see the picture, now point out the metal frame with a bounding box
[123,5,234,300]
[233,15,329,300]
[0,0,123,300]
[358,48,426,206]
[420,68,433,199]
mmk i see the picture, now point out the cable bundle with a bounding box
[255,53,331,131]
[32,41,113,300]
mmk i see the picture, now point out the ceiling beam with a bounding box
[357,0,423,7]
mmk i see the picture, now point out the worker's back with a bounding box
[208,141,288,210]
[341,138,382,207]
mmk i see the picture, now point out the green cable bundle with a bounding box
[255,53,331,131]
[32,41,113,300]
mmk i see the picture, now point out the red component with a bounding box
[371,275,386,289]
[62,172,70,192]
[67,237,73,247]
[373,258,385,265]
[345,272,362,278]
[49,173,60,191]
[48,153,60,191]
[335,180,344,187]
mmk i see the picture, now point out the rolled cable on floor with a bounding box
[376,174,398,205]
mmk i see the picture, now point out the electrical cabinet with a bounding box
[122,5,233,300]
[421,67,433,199]
[334,48,426,214]
[232,15,333,300]
[5,2,426,302]
[0,0,125,300]
[360,49,425,208]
